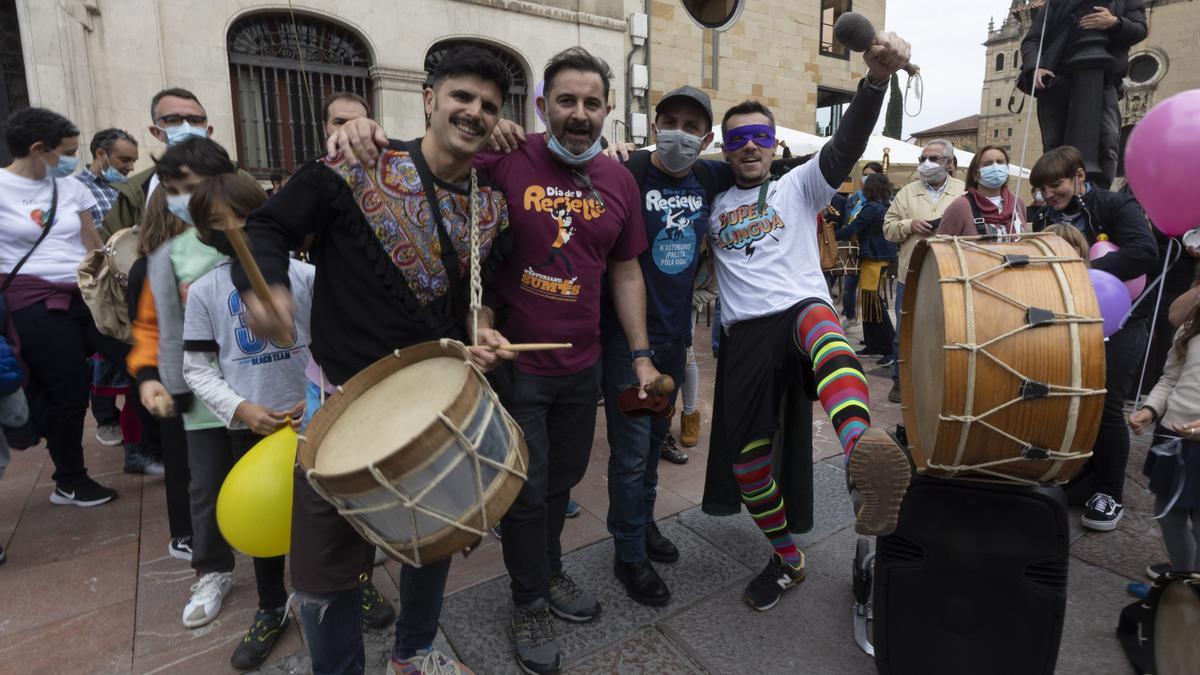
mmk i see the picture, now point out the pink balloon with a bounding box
[1088,240,1146,299]
[1126,90,1200,237]
[1089,269,1131,337]
[1088,240,1119,260]
[534,80,545,125]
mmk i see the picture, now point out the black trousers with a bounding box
[11,295,131,487]
[499,361,601,605]
[158,415,192,539]
[1036,77,1121,189]
[1093,318,1149,503]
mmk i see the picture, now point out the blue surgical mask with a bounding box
[102,165,127,183]
[47,153,78,178]
[167,193,193,225]
[158,123,207,146]
[546,132,603,167]
[1035,190,1044,203]
[978,163,1009,189]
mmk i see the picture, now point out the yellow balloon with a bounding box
[216,425,297,558]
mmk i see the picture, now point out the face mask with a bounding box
[167,193,193,225]
[202,229,236,258]
[100,158,127,184]
[1035,190,1044,203]
[46,153,78,178]
[158,123,207,146]
[918,160,948,184]
[655,129,703,173]
[546,132,603,167]
[978,163,1009,189]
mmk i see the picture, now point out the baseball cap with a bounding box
[655,86,713,127]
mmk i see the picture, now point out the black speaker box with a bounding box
[873,476,1070,675]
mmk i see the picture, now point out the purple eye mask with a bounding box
[723,124,777,151]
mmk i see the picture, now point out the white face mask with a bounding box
[918,160,948,184]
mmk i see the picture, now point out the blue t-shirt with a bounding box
[603,159,731,343]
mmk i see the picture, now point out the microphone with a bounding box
[833,11,920,76]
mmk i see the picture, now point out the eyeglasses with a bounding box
[918,155,946,164]
[571,171,606,211]
[156,114,208,126]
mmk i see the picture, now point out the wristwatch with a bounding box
[631,348,655,360]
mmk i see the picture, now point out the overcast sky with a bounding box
[877,0,1020,136]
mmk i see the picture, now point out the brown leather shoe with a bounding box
[680,411,700,447]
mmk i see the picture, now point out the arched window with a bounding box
[228,13,372,177]
[995,53,1005,71]
[425,40,528,127]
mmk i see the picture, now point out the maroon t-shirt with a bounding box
[475,135,646,376]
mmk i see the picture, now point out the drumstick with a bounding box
[225,228,291,344]
[483,342,573,353]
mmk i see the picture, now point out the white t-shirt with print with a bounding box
[0,169,98,284]
[708,156,834,326]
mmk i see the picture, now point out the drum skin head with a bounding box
[314,357,466,474]
[1156,580,1200,675]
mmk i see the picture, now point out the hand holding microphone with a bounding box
[834,12,918,80]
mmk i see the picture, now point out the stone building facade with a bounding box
[6,0,631,174]
[909,114,980,154]
[979,0,1200,178]
[639,0,885,140]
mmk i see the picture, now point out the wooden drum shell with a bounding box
[297,341,527,564]
[899,235,1106,484]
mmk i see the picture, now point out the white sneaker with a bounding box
[182,571,233,628]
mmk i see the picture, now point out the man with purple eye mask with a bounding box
[701,29,916,613]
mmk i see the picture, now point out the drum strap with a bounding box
[0,178,57,295]
[405,139,468,324]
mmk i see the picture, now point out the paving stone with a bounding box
[676,460,855,571]
[0,598,135,674]
[568,626,705,674]
[1056,558,1135,675]
[438,519,751,674]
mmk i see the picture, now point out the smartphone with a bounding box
[927,218,942,232]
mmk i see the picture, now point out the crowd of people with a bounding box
[0,4,1197,673]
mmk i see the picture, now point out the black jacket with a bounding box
[1020,0,1147,91]
[1031,187,1158,281]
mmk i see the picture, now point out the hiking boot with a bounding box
[230,607,288,670]
[680,411,700,447]
[743,552,805,611]
[95,424,123,446]
[391,647,475,674]
[849,427,911,537]
[50,478,117,507]
[614,557,670,606]
[511,599,560,675]
[645,523,679,563]
[361,581,396,629]
[547,571,599,623]
[1081,492,1124,531]
[183,571,233,628]
[659,435,689,465]
[168,536,193,561]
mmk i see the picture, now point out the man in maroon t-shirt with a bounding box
[323,47,660,675]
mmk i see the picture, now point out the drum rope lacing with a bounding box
[923,235,1106,484]
[302,341,528,568]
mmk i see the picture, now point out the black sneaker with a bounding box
[124,445,165,475]
[887,382,901,404]
[660,435,689,465]
[49,478,117,507]
[744,553,805,612]
[1146,562,1172,580]
[1081,492,1124,531]
[168,536,193,561]
[230,607,288,670]
[876,355,895,367]
[360,581,396,630]
[0,544,6,565]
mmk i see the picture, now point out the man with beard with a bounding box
[702,32,914,613]
[234,46,516,675]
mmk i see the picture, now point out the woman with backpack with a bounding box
[940,145,1027,237]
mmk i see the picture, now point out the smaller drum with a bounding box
[835,239,860,276]
[1118,573,1200,675]
[103,227,139,286]
[298,340,528,566]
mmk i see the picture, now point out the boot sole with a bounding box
[849,428,911,537]
[548,603,601,623]
[647,549,679,564]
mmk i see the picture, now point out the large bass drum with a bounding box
[899,234,1106,484]
[298,340,527,566]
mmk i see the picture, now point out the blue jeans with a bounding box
[601,333,687,562]
[843,274,859,319]
[891,282,905,384]
[298,381,450,673]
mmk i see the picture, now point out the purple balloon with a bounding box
[1089,268,1132,337]
[1089,240,1147,300]
[534,80,545,125]
[1126,90,1200,237]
